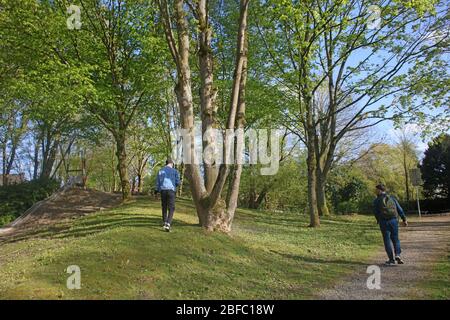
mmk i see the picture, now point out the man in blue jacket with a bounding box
[373,184,408,265]
[155,158,180,232]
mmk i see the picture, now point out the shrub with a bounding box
[0,178,60,227]
[327,166,373,214]
[0,214,15,227]
[336,201,359,215]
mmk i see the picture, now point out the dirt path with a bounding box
[0,187,122,242]
[319,215,450,300]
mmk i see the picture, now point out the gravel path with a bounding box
[319,215,450,300]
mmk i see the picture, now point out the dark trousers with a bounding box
[379,218,401,261]
[161,190,176,225]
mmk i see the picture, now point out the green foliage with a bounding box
[142,175,156,194]
[327,140,424,214]
[0,179,60,226]
[327,166,374,214]
[238,155,308,212]
[0,214,15,227]
[421,134,450,201]
[356,144,412,200]
[335,201,360,215]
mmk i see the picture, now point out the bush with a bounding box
[0,214,15,227]
[0,178,60,227]
[407,198,450,214]
[336,201,359,215]
[327,166,374,214]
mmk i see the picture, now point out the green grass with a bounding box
[415,253,450,299]
[0,197,382,299]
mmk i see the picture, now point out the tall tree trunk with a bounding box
[33,132,42,180]
[307,145,320,227]
[137,174,142,194]
[81,150,88,188]
[1,141,7,186]
[306,109,320,227]
[131,176,136,194]
[136,155,148,194]
[316,169,330,217]
[40,133,60,180]
[110,145,116,192]
[198,0,218,194]
[403,150,410,211]
[115,130,131,199]
[177,163,185,196]
[220,37,248,231]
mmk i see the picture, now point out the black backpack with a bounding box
[380,194,398,220]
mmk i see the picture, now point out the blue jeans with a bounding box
[379,218,401,261]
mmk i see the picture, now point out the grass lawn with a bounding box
[0,197,382,299]
[415,252,450,299]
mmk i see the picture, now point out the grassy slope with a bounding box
[0,197,382,299]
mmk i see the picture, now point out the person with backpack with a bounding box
[155,158,180,232]
[373,184,408,265]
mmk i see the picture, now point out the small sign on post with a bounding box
[410,168,423,187]
[409,168,423,218]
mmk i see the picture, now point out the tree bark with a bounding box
[306,103,320,227]
[159,0,250,232]
[1,140,6,186]
[40,132,60,180]
[32,131,43,180]
[222,34,248,231]
[115,130,131,199]
[316,170,330,217]
[198,0,219,194]
[137,174,142,194]
[307,143,320,227]
[177,162,185,196]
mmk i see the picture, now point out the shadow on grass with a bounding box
[236,212,375,233]
[0,211,197,245]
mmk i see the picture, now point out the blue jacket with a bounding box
[155,166,180,192]
[373,193,406,223]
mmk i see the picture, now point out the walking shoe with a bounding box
[384,260,396,266]
[164,223,171,232]
[395,256,404,264]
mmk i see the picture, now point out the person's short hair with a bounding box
[166,158,174,165]
[375,184,386,191]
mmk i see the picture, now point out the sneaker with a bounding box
[164,224,171,232]
[385,260,396,266]
[395,256,404,264]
